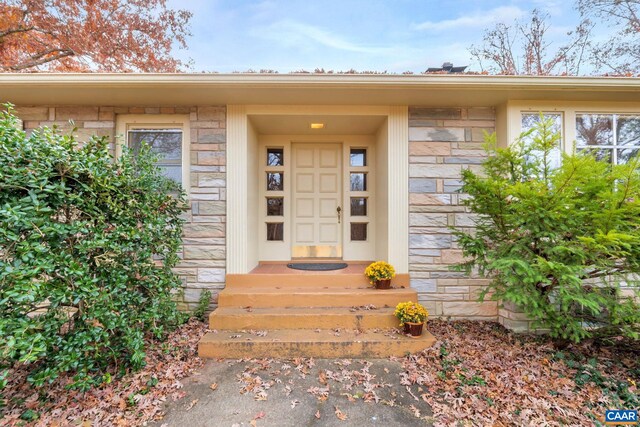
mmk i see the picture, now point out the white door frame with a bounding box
[227,105,409,274]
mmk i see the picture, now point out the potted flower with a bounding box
[394,301,429,337]
[364,261,396,289]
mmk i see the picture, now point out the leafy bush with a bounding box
[454,116,640,342]
[193,289,212,321]
[0,107,187,390]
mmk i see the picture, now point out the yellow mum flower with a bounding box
[364,261,396,285]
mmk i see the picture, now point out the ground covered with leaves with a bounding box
[2,319,638,426]
[1,319,207,426]
[403,321,639,426]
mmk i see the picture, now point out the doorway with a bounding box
[291,143,343,258]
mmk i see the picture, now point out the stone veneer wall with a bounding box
[16,105,226,312]
[408,107,498,321]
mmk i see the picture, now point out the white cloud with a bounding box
[256,20,396,55]
[413,6,526,31]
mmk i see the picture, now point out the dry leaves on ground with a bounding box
[400,320,639,427]
[1,318,208,427]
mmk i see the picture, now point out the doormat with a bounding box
[287,263,348,271]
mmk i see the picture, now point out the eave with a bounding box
[1,73,639,107]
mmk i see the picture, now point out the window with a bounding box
[266,197,284,216]
[350,223,367,241]
[350,197,367,216]
[350,149,366,167]
[128,129,182,182]
[576,114,640,165]
[264,147,285,243]
[521,112,563,169]
[350,172,367,191]
[116,115,190,188]
[267,148,284,166]
[266,223,284,241]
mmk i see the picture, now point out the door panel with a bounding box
[292,143,342,258]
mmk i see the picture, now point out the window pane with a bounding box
[267,148,284,166]
[521,113,562,169]
[618,149,640,165]
[267,172,283,191]
[577,147,613,163]
[157,165,182,183]
[350,223,367,241]
[267,198,284,216]
[350,173,367,191]
[576,114,613,147]
[350,197,367,216]
[617,115,640,147]
[129,129,182,161]
[267,223,283,241]
[350,149,366,167]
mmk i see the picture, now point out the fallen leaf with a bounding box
[253,411,266,420]
[318,371,327,385]
[290,399,300,408]
[185,399,198,411]
[209,383,218,391]
[334,406,347,421]
[315,410,321,419]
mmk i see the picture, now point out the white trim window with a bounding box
[116,114,190,189]
[576,113,640,165]
[520,112,563,169]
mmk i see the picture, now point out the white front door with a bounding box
[291,143,342,258]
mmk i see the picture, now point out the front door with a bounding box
[291,143,342,258]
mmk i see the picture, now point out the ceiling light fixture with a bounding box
[310,123,325,129]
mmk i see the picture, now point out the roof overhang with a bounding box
[1,73,639,107]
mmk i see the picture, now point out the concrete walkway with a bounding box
[152,358,432,427]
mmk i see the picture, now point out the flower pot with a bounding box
[403,321,424,337]
[374,279,391,289]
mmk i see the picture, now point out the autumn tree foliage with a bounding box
[578,0,640,74]
[0,0,192,72]
[469,9,593,75]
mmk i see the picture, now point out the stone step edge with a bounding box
[209,307,402,329]
[197,328,436,358]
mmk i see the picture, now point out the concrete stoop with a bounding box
[198,273,436,359]
[198,328,436,358]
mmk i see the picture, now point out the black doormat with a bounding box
[287,262,348,271]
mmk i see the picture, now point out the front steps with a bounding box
[208,306,400,329]
[198,267,436,359]
[199,328,435,359]
[218,287,418,308]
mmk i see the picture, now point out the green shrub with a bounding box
[193,289,212,321]
[454,116,640,342]
[0,107,187,390]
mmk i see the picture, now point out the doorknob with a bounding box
[337,206,342,224]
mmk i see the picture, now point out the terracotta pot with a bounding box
[374,279,392,289]
[403,321,424,337]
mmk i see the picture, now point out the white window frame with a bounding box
[575,112,640,165]
[504,101,640,157]
[115,114,191,192]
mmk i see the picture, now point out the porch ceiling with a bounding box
[1,74,640,107]
[249,114,386,135]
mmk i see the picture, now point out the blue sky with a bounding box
[169,0,585,73]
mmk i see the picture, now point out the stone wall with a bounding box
[16,105,227,312]
[408,107,497,320]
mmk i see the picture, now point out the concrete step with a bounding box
[226,273,410,289]
[217,287,418,308]
[209,306,401,330]
[198,328,436,359]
